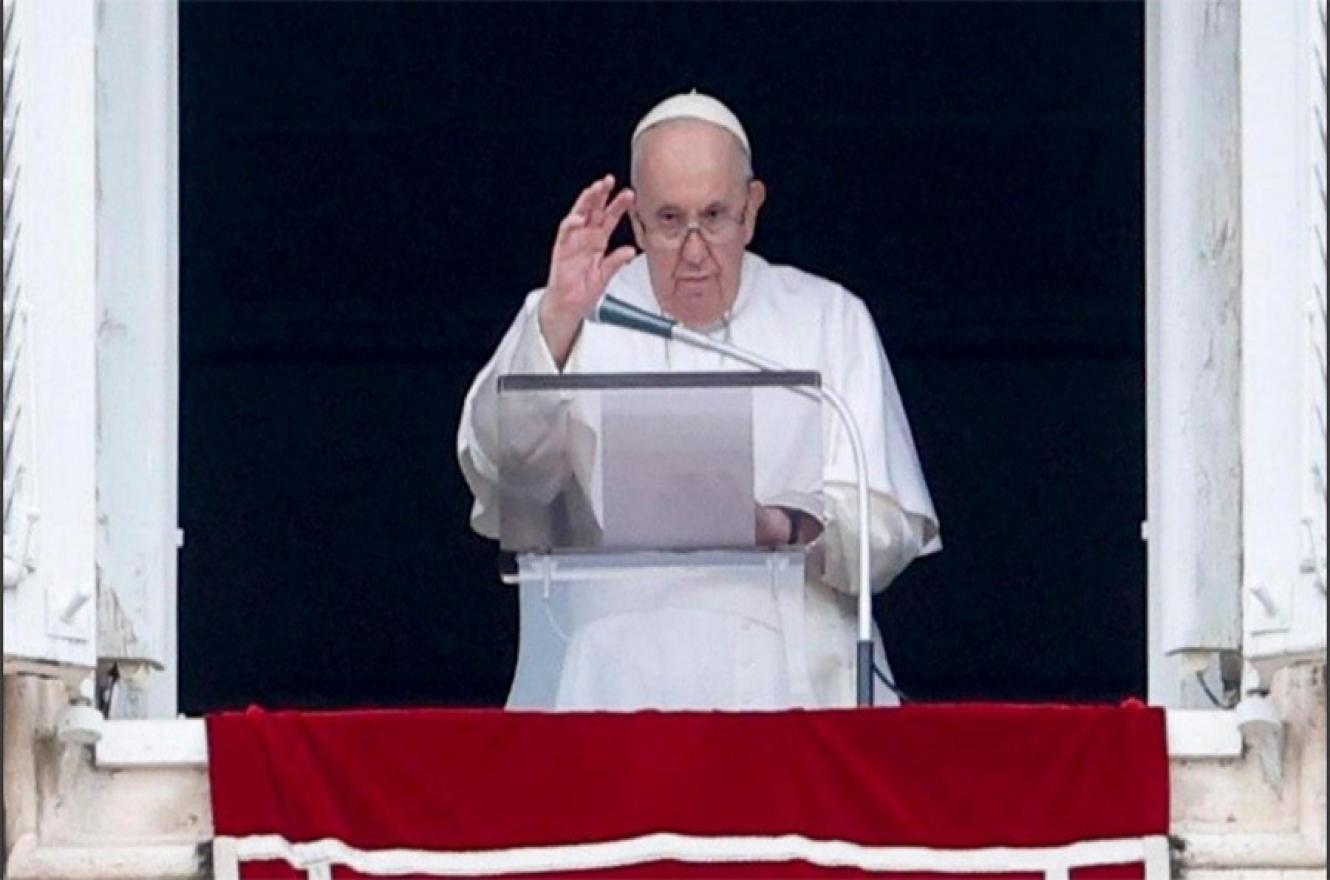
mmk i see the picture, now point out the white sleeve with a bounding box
[814,292,941,595]
[815,484,931,595]
[456,290,570,539]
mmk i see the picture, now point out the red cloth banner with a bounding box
[206,704,1169,878]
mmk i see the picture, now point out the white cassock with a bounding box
[458,251,941,710]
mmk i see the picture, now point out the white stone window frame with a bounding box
[1,0,100,677]
[3,3,1324,878]
[1145,0,1327,710]
[1,0,179,714]
[79,0,1321,725]
[92,0,182,720]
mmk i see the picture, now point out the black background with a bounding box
[178,2,1145,712]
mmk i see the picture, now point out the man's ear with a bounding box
[744,179,767,246]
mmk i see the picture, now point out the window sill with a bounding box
[1164,708,1244,760]
[92,708,1247,770]
[95,718,209,769]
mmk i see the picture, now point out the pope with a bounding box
[458,91,941,710]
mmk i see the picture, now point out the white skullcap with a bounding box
[632,90,751,157]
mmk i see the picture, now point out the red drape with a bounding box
[207,703,1168,878]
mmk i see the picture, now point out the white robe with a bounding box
[457,252,941,709]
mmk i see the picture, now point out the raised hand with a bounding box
[539,175,637,367]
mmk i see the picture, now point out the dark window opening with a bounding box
[179,2,1145,713]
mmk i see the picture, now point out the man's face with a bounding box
[630,120,765,329]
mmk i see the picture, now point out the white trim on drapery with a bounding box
[213,832,1171,880]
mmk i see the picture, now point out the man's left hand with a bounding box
[755,505,822,547]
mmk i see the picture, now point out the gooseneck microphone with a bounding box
[592,294,677,339]
[589,294,878,707]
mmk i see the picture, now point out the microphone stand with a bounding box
[593,295,876,707]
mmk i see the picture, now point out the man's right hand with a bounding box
[539,175,637,368]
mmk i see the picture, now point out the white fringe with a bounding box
[213,831,1169,879]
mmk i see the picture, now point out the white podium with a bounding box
[496,372,824,710]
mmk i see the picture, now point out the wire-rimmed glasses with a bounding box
[634,199,750,249]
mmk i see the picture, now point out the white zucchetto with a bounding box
[632,91,751,158]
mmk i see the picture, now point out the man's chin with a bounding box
[669,285,726,329]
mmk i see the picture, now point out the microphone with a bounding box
[588,293,879,707]
[591,294,677,339]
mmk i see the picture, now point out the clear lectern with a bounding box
[497,371,824,711]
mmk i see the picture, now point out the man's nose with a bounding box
[680,226,710,264]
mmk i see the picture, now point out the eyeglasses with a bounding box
[635,199,750,249]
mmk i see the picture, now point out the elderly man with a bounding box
[458,92,940,710]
